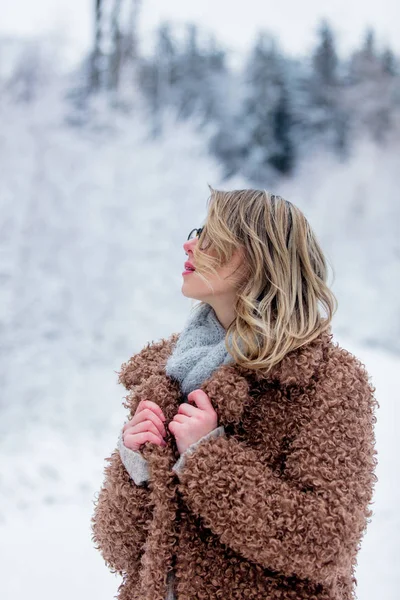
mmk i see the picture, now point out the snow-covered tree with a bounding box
[299,19,349,155]
[89,0,142,97]
[234,31,295,183]
[344,28,399,143]
[138,22,228,136]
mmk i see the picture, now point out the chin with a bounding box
[182,290,198,300]
[181,285,202,302]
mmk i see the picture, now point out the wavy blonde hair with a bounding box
[190,185,338,374]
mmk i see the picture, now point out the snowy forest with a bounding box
[0,1,399,599]
[3,2,400,181]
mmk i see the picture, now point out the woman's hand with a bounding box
[168,389,218,455]
[122,399,167,451]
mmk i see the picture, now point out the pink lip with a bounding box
[182,270,195,275]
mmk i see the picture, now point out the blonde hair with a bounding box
[191,185,338,374]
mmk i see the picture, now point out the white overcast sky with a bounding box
[1,0,399,67]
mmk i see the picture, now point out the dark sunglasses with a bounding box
[187,227,204,241]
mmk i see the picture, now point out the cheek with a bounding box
[207,271,236,294]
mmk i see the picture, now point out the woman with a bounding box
[91,187,378,600]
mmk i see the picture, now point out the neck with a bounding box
[207,301,236,330]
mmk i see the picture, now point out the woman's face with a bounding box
[181,234,247,305]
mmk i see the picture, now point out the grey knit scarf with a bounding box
[165,302,235,397]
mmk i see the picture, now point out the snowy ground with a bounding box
[0,88,398,598]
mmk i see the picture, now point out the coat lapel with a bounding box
[119,326,333,447]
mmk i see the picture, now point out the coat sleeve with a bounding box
[172,359,379,586]
[91,443,152,576]
[172,425,226,474]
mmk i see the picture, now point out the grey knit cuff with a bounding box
[172,425,226,475]
[117,428,150,485]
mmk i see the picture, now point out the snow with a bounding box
[0,85,397,599]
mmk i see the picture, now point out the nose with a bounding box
[183,237,197,256]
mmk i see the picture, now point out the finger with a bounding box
[136,399,166,423]
[123,415,139,432]
[177,402,198,417]
[125,431,166,450]
[130,408,167,438]
[168,419,182,435]
[172,413,188,424]
[124,419,160,440]
[187,389,213,411]
[123,402,146,432]
[125,429,164,446]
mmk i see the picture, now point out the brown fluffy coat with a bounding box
[91,328,378,600]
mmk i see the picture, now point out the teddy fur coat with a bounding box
[91,327,378,600]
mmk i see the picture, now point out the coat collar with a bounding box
[118,326,333,430]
